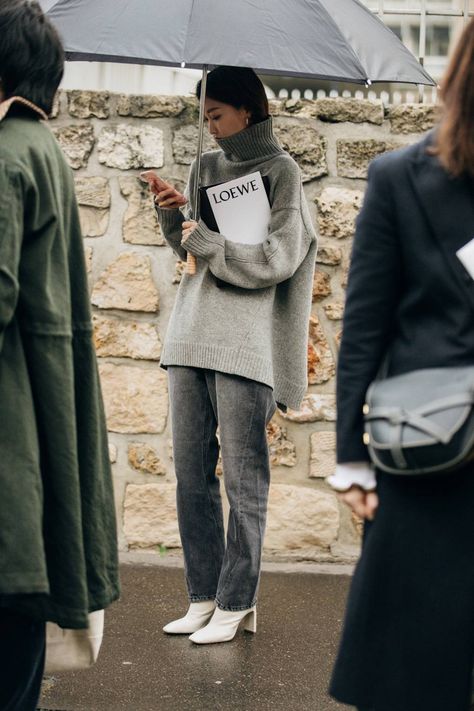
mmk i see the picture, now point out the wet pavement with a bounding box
[39,562,354,711]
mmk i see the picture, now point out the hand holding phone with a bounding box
[140,171,187,209]
[139,170,168,193]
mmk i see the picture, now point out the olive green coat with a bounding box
[0,108,119,628]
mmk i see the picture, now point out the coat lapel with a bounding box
[407,138,474,313]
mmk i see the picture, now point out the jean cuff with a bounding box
[215,599,257,611]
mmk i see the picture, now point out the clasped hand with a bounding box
[337,487,379,521]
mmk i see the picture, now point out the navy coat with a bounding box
[336,135,474,463]
[331,135,474,711]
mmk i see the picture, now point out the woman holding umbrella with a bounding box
[328,19,474,711]
[151,66,317,645]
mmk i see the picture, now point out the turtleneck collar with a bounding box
[216,117,284,163]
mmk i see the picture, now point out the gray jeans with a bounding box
[168,366,276,611]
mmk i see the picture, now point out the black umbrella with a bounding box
[42,0,433,84]
[42,0,434,272]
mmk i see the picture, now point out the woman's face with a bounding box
[204,98,250,139]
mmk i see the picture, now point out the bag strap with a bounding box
[367,407,452,444]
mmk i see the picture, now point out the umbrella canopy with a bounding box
[41,0,434,274]
[41,0,434,86]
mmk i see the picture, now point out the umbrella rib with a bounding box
[182,0,198,66]
[310,0,369,82]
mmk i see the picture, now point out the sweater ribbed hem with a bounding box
[272,373,307,411]
[161,341,306,410]
[161,341,273,387]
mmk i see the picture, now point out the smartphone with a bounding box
[140,171,187,207]
[139,170,168,193]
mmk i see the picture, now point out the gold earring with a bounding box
[246,116,249,127]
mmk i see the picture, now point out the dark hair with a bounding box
[0,0,64,115]
[196,66,269,125]
[432,18,474,177]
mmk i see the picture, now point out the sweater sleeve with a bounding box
[0,161,23,353]
[336,158,402,463]
[154,164,197,262]
[155,206,187,261]
[182,163,315,290]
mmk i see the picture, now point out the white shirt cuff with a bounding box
[326,462,377,492]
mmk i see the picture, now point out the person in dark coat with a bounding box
[327,19,474,711]
[0,3,120,709]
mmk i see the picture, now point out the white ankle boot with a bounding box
[188,606,257,644]
[163,600,216,634]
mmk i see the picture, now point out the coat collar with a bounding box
[407,133,474,313]
[0,96,48,122]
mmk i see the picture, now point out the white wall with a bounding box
[62,62,202,96]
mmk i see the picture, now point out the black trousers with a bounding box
[0,608,46,711]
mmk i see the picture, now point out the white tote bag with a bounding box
[44,609,104,673]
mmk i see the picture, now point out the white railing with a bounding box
[276,86,430,105]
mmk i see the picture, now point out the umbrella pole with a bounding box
[186,65,208,276]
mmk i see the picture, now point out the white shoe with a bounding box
[188,606,257,644]
[163,600,216,634]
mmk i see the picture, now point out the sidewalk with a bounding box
[39,560,354,711]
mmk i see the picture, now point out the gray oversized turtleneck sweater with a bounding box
[156,117,317,410]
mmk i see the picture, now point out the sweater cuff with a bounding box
[326,462,377,492]
[183,220,225,259]
[155,205,182,232]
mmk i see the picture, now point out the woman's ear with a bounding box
[238,105,251,127]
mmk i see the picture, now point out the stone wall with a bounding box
[50,90,437,562]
